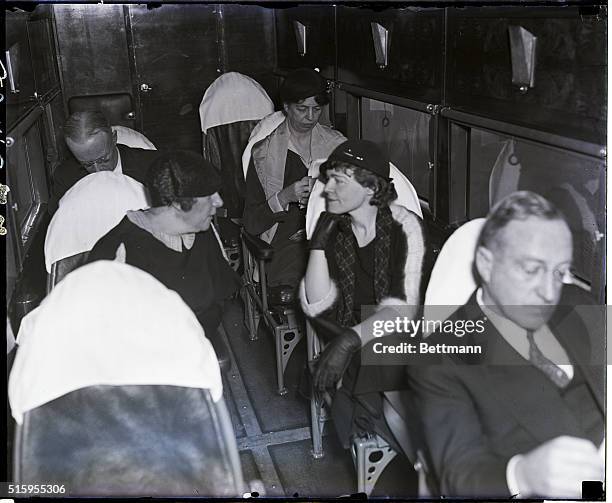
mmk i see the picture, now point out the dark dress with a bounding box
[88,217,241,337]
[243,150,308,289]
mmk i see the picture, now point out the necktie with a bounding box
[526,330,571,389]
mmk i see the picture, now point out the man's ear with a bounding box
[475,245,494,284]
[112,129,118,144]
[282,103,290,114]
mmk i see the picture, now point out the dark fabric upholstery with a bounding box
[15,385,241,496]
[203,120,259,218]
[53,251,90,287]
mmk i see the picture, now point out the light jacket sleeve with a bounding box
[242,157,288,236]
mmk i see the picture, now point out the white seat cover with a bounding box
[9,260,223,424]
[112,125,157,150]
[44,172,150,272]
[423,218,486,329]
[199,72,274,134]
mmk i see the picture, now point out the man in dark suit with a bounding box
[48,111,159,214]
[409,191,604,498]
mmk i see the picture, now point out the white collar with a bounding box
[127,211,195,252]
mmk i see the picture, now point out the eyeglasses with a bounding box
[517,262,572,283]
[80,151,113,169]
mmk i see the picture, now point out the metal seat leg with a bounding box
[352,434,397,496]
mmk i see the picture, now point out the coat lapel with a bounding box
[457,296,587,444]
[550,304,605,413]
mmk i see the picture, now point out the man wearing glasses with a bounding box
[409,191,604,498]
[48,110,159,214]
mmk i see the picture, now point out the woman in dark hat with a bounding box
[88,150,241,337]
[299,139,426,449]
[242,68,346,294]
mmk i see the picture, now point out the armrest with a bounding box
[241,229,275,261]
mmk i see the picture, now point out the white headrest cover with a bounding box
[199,72,274,134]
[44,172,149,272]
[9,261,223,423]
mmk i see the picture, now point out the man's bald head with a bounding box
[64,111,112,143]
[64,111,118,173]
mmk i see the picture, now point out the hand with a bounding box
[309,211,341,250]
[313,323,361,390]
[514,435,603,498]
[278,176,313,207]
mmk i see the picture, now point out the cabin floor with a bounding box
[220,297,418,498]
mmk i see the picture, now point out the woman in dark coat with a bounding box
[88,150,240,337]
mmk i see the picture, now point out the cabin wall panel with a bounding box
[446,7,606,145]
[6,11,37,129]
[223,4,277,99]
[7,109,50,277]
[336,7,444,103]
[27,15,60,99]
[129,4,219,152]
[43,91,68,176]
[54,5,133,101]
[275,6,336,81]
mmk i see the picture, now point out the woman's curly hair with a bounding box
[146,151,212,211]
[319,160,398,208]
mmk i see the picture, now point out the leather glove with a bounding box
[312,319,361,391]
[309,211,341,250]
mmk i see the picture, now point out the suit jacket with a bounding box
[408,289,605,497]
[48,144,160,214]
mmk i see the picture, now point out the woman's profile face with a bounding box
[323,168,372,215]
[179,192,224,232]
[284,96,322,134]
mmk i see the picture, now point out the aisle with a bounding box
[220,298,356,496]
[219,298,418,497]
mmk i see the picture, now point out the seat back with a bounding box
[10,261,243,496]
[200,73,273,219]
[204,121,260,218]
[489,139,521,208]
[7,317,16,355]
[46,252,90,293]
[44,172,149,274]
[305,161,423,239]
[14,385,243,496]
[423,219,486,326]
[199,72,274,135]
[111,125,157,150]
[382,390,439,497]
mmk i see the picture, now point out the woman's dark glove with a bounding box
[312,319,361,390]
[309,212,341,250]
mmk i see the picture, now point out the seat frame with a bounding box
[13,387,247,496]
[241,230,304,395]
[307,321,412,496]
